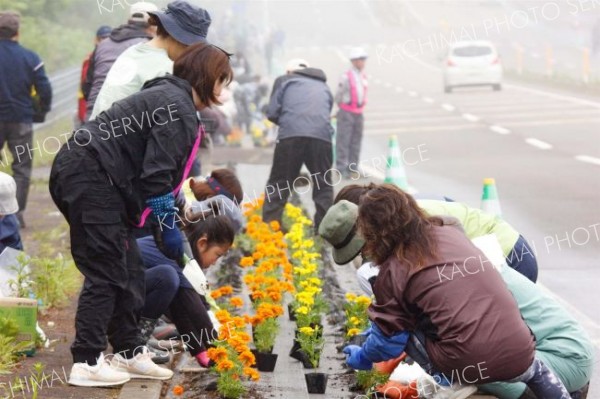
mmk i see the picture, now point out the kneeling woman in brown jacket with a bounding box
[342,184,570,398]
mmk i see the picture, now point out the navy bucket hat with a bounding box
[148,0,211,46]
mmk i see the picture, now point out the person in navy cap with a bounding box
[91,0,212,118]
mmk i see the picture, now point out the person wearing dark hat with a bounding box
[77,26,112,127]
[335,47,368,178]
[0,11,52,229]
[85,1,159,120]
[91,0,212,119]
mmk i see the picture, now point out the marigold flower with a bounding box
[295,306,309,315]
[230,297,244,307]
[240,256,254,268]
[299,326,315,336]
[347,328,361,337]
[269,220,281,231]
[173,385,184,395]
[216,359,234,372]
[345,292,357,302]
[239,350,256,367]
[207,347,228,362]
[243,366,260,381]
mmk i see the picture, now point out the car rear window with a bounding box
[452,46,493,57]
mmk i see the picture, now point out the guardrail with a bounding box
[36,66,80,131]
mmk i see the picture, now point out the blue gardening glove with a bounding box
[147,193,183,261]
[343,345,373,370]
[362,324,409,363]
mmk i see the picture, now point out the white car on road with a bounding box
[443,41,503,93]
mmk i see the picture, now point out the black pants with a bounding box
[262,137,334,230]
[49,145,145,365]
[168,288,215,356]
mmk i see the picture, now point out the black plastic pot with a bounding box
[305,372,328,394]
[287,303,297,321]
[251,349,278,372]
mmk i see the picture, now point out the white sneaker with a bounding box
[68,353,131,387]
[110,347,173,380]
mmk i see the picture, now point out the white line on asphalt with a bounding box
[335,49,347,63]
[384,82,392,88]
[408,91,418,97]
[359,0,380,27]
[462,113,480,122]
[489,125,511,135]
[503,118,600,128]
[374,78,382,85]
[366,124,480,134]
[575,155,600,166]
[395,87,404,93]
[441,103,455,111]
[422,97,435,104]
[366,115,462,124]
[525,138,553,150]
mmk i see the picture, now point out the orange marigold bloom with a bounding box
[239,350,256,367]
[220,286,234,295]
[210,290,222,299]
[173,385,184,395]
[251,291,265,300]
[252,251,264,261]
[216,359,234,372]
[243,367,260,381]
[207,347,228,363]
[240,256,254,268]
[269,220,281,231]
[230,297,244,307]
[215,309,231,324]
[268,291,282,302]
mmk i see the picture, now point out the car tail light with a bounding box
[446,58,456,67]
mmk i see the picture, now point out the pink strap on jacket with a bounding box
[339,70,367,114]
[135,125,204,228]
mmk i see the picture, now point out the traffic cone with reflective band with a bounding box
[481,178,502,217]
[383,136,408,190]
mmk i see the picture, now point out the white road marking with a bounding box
[503,118,600,127]
[422,97,435,104]
[366,124,480,134]
[575,155,600,166]
[489,125,511,135]
[441,103,455,111]
[366,115,462,125]
[395,87,404,93]
[384,82,392,88]
[462,113,480,122]
[408,91,418,97]
[525,138,553,150]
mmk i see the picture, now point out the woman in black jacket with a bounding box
[49,42,232,387]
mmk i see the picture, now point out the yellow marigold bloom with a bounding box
[356,296,372,306]
[243,367,260,381]
[345,292,357,302]
[230,297,244,307]
[240,257,254,268]
[350,316,361,326]
[347,328,361,337]
[295,306,309,315]
[216,359,234,372]
[239,350,256,367]
[299,326,315,336]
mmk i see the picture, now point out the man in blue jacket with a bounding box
[263,60,335,229]
[0,11,52,228]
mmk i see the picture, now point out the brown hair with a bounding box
[357,184,444,268]
[173,43,233,107]
[189,168,243,204]
[148,15,168,38]
[334,184,372,205]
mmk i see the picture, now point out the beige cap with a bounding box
[129,1,159,24]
